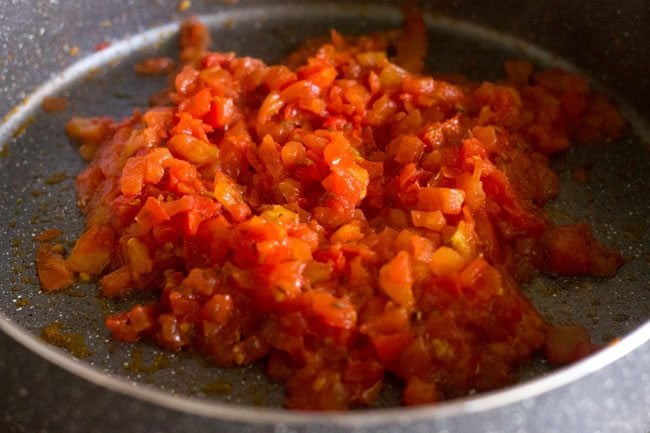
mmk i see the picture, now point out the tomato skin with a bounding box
[205,96,237,128]
[120,148,173,196]
[134,57,174,75]
[106,313,139,342]
[301,291,356,330]
[371,332,414,368]
[542,224,623,277]
[418,187,465,215]
[127,304,157,333]
[178,87,212,119]
[67,224,116,277]
[167,133,218,164]
[378,251,415,307]
[545,324,597,365]
[174,65,200,95]
[158,314,192,351]
[429,246,466,277]
[201,294,233,325]
[135,197,170,230]
[544,225,591,275]
[36,243,74,292]
[403,377,439,406]
[100,265,135,297]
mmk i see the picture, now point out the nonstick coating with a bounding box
[0,1,649,432]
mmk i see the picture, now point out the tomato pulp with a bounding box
[37,14,624,410]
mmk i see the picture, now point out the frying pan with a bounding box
[1,1,649,432]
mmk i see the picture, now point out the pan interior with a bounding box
[1,4,648,409]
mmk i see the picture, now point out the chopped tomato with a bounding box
[418,187,465,215]
[545,324,598,365]
[403,377,439,406]
[45,13,625,411]
[36,243,74,292]
[66,224,116,277]
[378,251,415,307]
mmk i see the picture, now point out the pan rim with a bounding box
[1,312,648,426]
[1,3,649,427]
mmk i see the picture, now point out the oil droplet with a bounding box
[203,379,233,396]
[45,171,69,185]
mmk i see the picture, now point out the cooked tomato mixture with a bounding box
[36,13,625,409]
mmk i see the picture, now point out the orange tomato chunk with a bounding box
[418,187,465,214]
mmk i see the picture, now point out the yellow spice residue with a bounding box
[178,0,191,11]
[41,321,92,358]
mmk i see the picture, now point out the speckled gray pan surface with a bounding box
[0,1,649,433]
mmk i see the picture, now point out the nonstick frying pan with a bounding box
[0,1,649,432]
